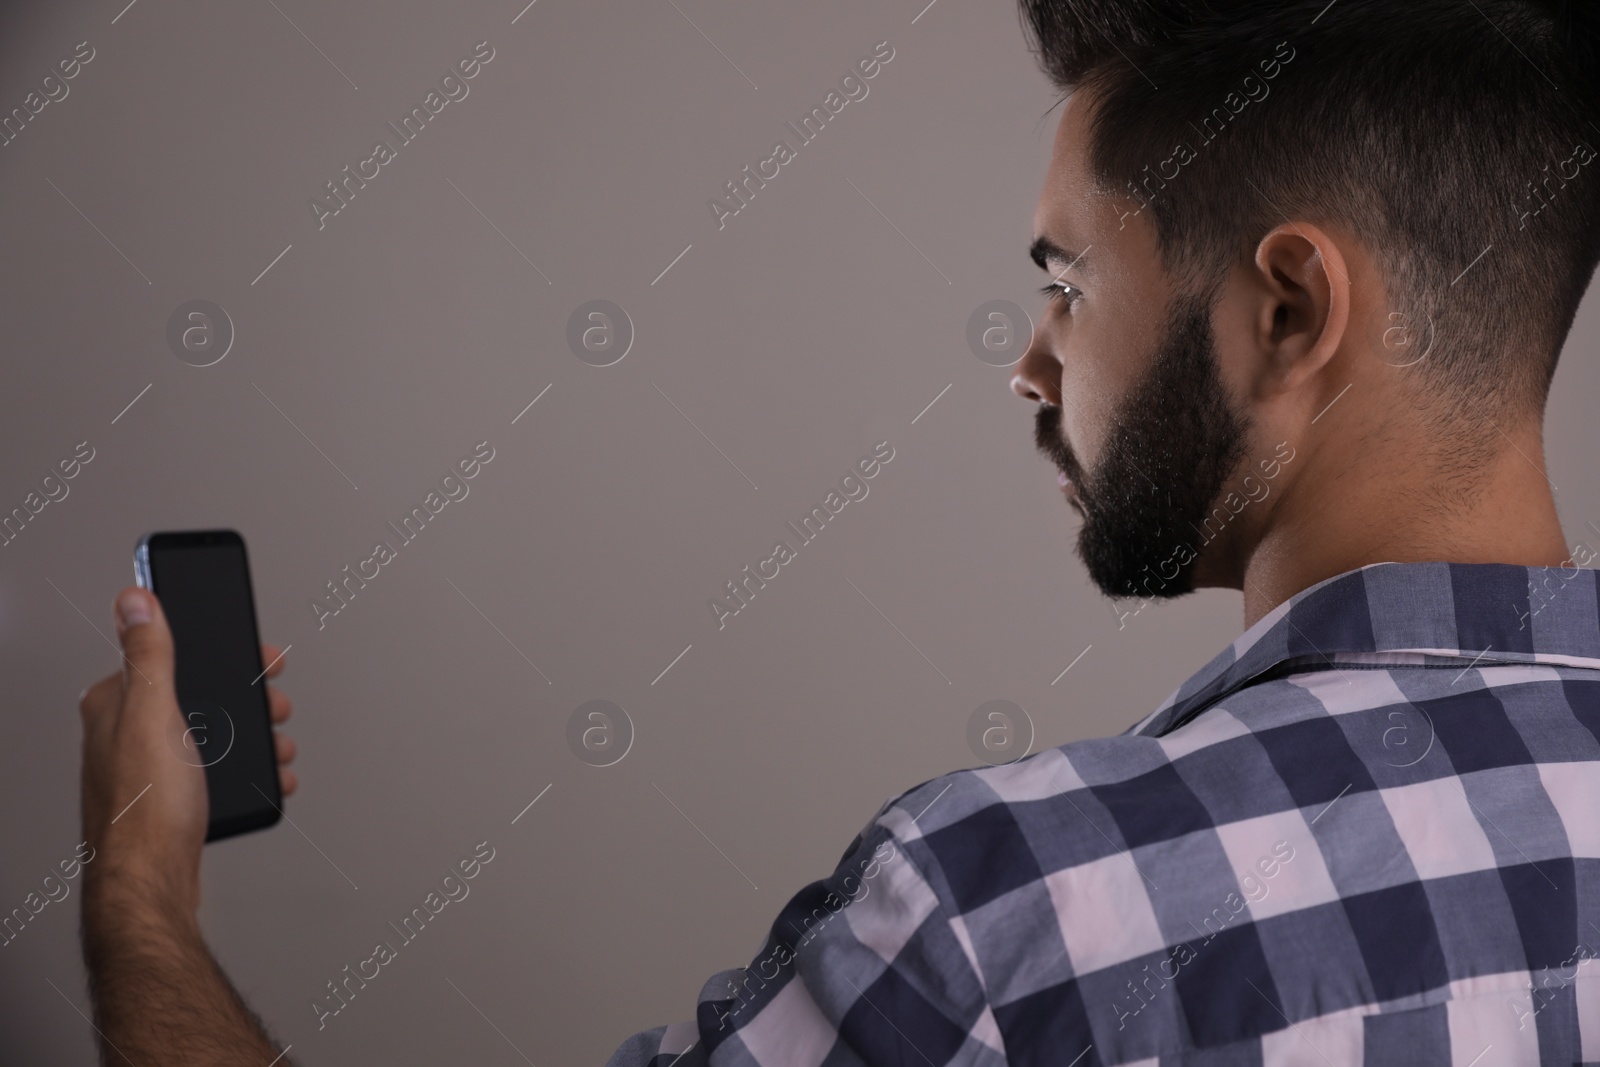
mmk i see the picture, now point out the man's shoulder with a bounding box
[873,660,1600,895]
[858,660,1600,984]
[874,694,1280,856]
[862,662,1509,921]
[859,709,1250,923]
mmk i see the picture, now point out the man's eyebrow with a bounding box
[1029,236,1089,275]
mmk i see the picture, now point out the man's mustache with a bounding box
[1034,404,1082,482]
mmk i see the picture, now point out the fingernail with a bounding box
[117,590,152,628]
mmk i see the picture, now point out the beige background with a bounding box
[1,1,1596,1063]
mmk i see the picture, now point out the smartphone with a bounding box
[134,530,282,842]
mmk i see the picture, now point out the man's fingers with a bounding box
[274,732,296,766]
[113,587,176,701]
[279,767,298,797]
[269,687,292,724]
[260,643,287,679]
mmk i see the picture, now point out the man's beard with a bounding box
[1034,292,1249,600]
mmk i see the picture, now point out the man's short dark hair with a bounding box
[1019,0,1600,429]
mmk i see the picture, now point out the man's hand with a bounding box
[78,586,298,1064]
[79,587,298,911]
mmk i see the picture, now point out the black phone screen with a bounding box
[140,531,282,841]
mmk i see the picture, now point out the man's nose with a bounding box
[1011,326,1061,405]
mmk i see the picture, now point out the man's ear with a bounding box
[1249,222,1350,399]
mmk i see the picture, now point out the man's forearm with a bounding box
[82,872,289,1066]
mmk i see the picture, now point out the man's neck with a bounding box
[1234,424,1572,629]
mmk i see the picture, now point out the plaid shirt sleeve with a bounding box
[605,788,1006,1067]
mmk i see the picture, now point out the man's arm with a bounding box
[81,880,286,1064]
[78,587,298,1065]
[605,781,1001,1067]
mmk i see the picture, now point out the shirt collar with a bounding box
[1130,560,1600,738]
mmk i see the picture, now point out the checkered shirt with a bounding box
[606,561,1600,1066]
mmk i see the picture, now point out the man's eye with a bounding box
[1038,281,1080,307]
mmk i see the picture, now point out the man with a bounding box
[77,0,1600,1062]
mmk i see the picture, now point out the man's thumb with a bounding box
[115,587,175,693]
